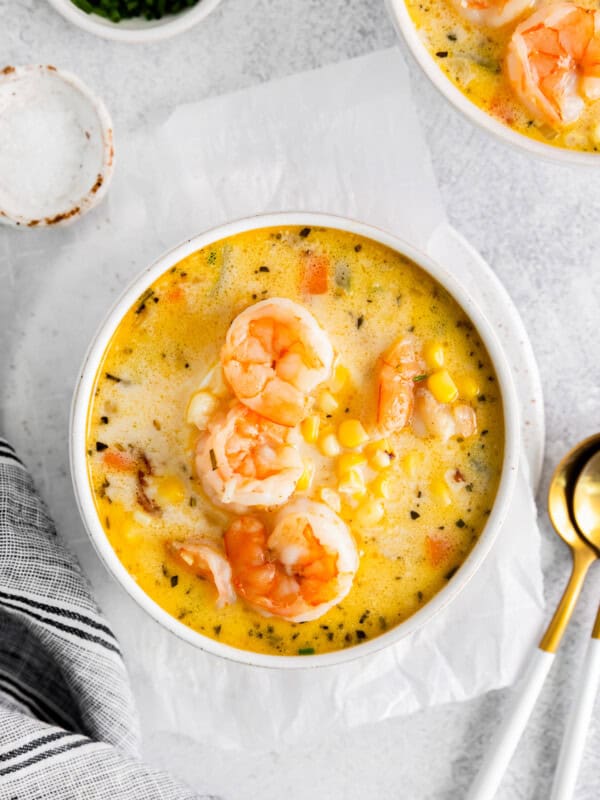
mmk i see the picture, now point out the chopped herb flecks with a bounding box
[135,288,154,314]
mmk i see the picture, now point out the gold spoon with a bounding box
[467,434,600,800]
[551,446,600,799]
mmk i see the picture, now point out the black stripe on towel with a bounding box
[0,600,120,655]
[0,590,116,639]
[0,448,24,467]
[0,674,80,732]
[0,730,72,764]
[0,737,89,776]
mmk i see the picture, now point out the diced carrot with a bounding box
[102,449,137,471]
[425,534,452,567]
[301,255,329,295]
[165,286,184,302]
[489,94,516,125]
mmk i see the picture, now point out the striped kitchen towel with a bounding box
[0,437,212,799]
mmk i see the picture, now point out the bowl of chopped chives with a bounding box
[47,0,224,42]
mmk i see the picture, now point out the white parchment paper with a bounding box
[0,48,545,752]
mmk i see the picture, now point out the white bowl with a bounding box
[47,0,223,43]
[0,65,113,228]
[386,0,600,166]
[70,212,520,669]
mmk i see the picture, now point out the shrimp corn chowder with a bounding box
[405,0,600,152]
[86,226,504,657]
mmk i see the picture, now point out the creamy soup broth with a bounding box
[405,0,600,152]
[87,225,504,656]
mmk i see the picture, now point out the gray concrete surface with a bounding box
[2,1,600,798]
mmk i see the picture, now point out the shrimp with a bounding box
[224,499,359,622]
[196,402,303,511]
[221,298,334,427]
[412,387,477,441]
[506,3,600,126]
[168,537,236,608]
[377,336,425,434]
[451,0,534,29]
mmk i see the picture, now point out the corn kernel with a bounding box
[296,461,315,492]
[455,375,480,401]
[336,452,367,478]
[423,341,445,370]
[338,468,366,497]
[401,451,422,478]
[318,390,339,415]
[318,432,341,457]
[156,475,186,505]
[338,419,369,449]
[369,449,392,470]
[427,370,459,404]
[186,390,218,430]
[320,487,341,513]
[330,364,350,393]
[354,498,385,527]
[365,438,392,455]
[300,415,320,444]
[430,477,452,508]
[371,473,391,499]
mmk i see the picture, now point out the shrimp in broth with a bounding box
[221,297,334,427]
[377,336,425,434]
[196,402,304,511]
[224,500,359,623]
[507,3,600,126]
[169,538,236,608]
[451,0,533,29]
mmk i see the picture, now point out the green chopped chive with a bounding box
[413,374,428,382]
[298,647,315,655]
[70,0,200,21]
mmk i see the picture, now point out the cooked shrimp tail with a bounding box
[168,537,236,608]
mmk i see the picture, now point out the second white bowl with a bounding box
[47,0,224,43]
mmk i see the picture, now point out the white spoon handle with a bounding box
[466,648,554,800]
[550,637,600,800]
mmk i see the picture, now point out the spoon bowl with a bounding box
[548,433,600,555]
[573,447,600,553]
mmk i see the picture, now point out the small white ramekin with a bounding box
[46,0,223,43]
[70,212,520,669]
[386,0,600,166]
[0,65,114,228]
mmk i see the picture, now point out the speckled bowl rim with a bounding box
[46,0,224,43]
[0,64,114,228]
[70,211,520,670]
[386,0,600,166]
